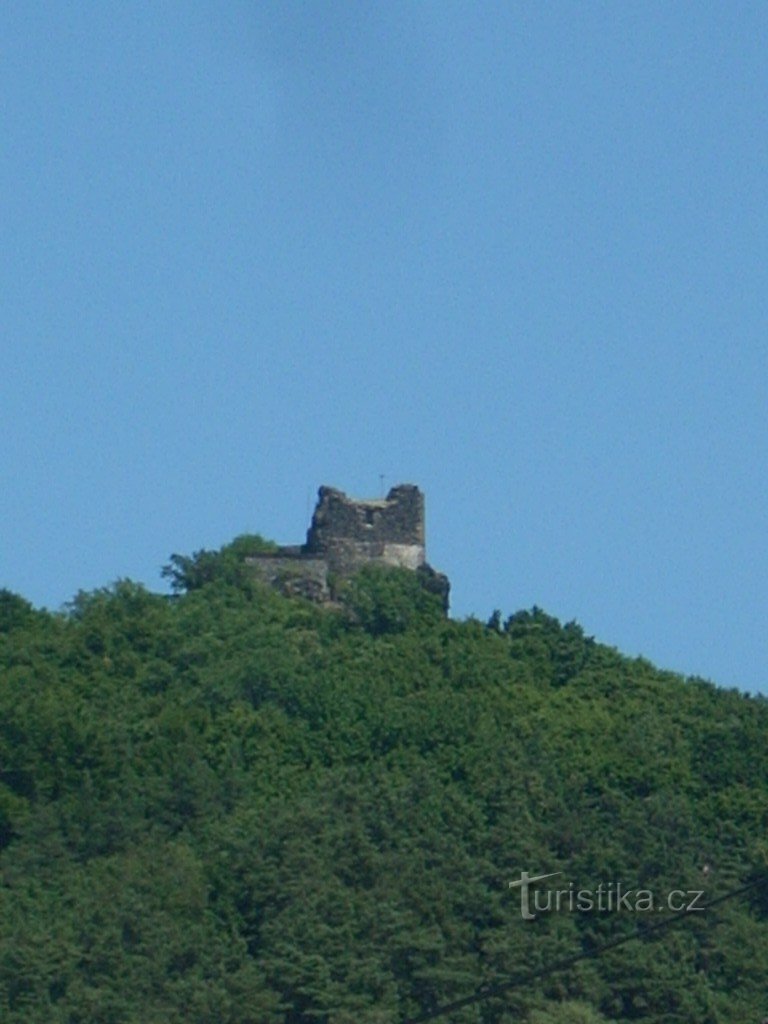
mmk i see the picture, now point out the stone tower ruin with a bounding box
[246,484,448,608]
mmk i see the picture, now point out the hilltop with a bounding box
[0,537,766,1023]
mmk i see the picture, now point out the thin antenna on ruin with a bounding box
[379,473,385,497]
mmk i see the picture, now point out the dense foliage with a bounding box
[0,540,766,1023]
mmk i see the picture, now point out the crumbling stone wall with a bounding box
[245,549,329,601]
[305,485,425,577]
[306,485,424,549]
[246,484,448,609]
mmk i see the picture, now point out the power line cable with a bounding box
[401,875,767,1023]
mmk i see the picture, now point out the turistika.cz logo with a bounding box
[509,871,706,920]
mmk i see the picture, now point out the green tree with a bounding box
[162,534,277,593]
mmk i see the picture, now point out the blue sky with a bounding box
[2,2,767,692]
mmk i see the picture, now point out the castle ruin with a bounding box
[246,484,449,609]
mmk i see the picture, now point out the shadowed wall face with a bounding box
[305,485,424,549]
[304,485,425,575]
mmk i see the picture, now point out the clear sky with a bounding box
[2,3,767,692]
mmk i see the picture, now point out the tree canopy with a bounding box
[0,544,766,1022]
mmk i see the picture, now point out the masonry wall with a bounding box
[245,552,329,602]
[304,484,425,577]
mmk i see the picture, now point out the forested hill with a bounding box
[1,537,766,1024]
